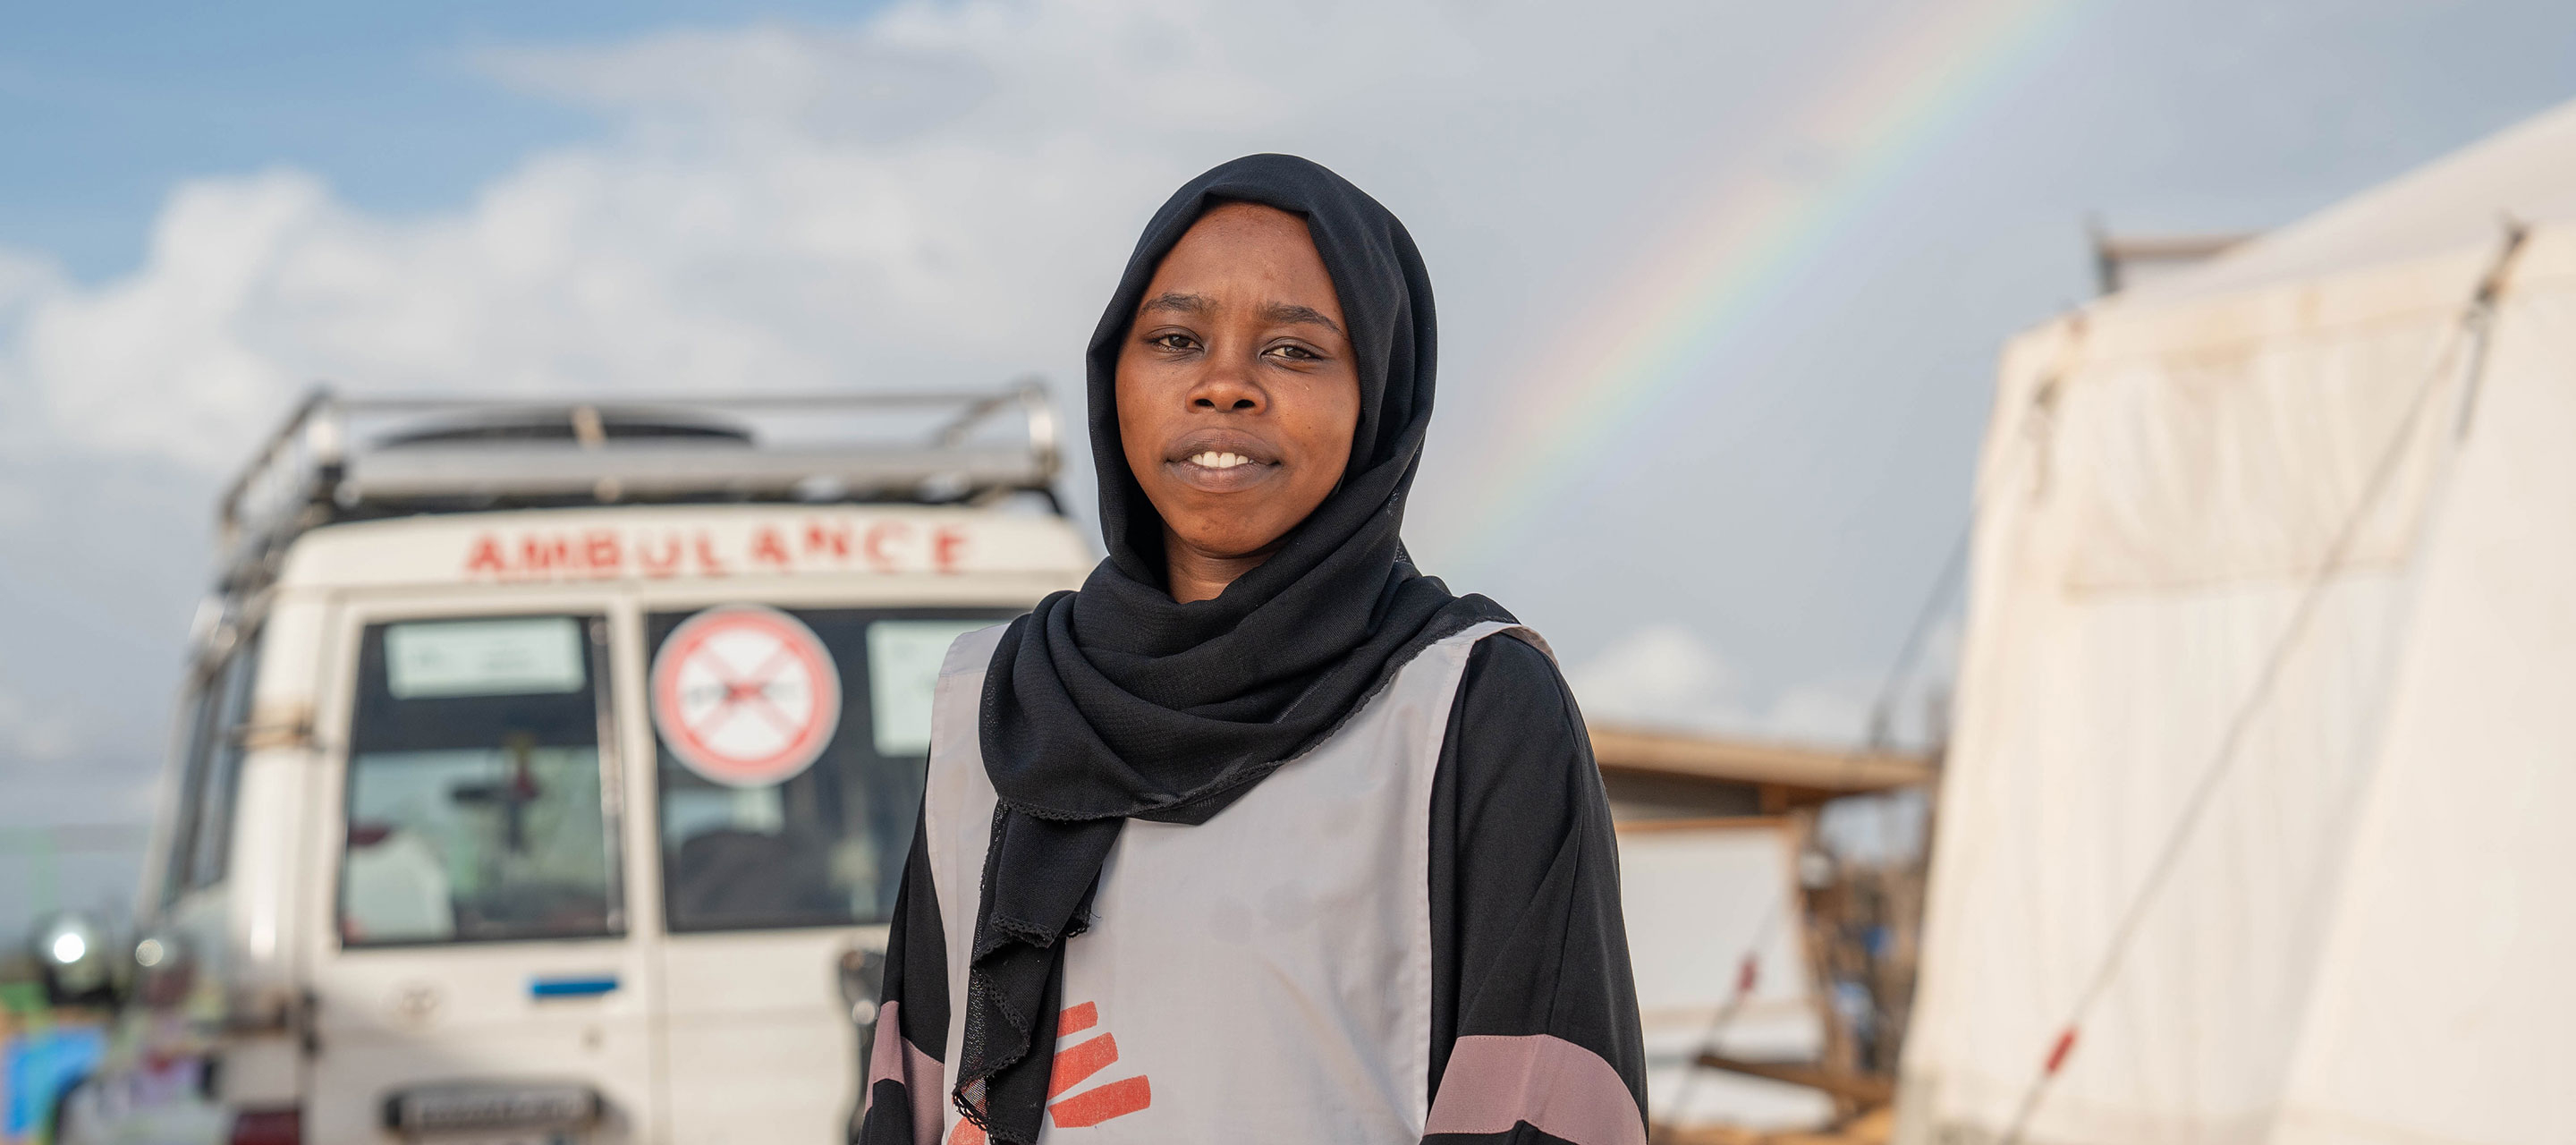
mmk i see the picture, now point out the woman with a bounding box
[862,155,1645,1144]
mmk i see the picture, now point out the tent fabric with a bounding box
[2264,247,2576,1145]
[1902,98,2576,1145]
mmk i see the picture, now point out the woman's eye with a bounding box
[1150,333,1197,351]
[1267,344,1319,361]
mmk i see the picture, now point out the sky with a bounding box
[2,0,2573,925]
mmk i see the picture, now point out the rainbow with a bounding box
[1434,0,2096,569]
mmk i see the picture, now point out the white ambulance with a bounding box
[62,388,1089,1145]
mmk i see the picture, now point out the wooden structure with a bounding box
[1589,725,1934,817]
[1589,725,1937,1145]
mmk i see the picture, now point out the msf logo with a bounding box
[949,1003,1150,1142]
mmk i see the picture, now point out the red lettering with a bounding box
[583,530,623,576]
[640,533,683,577]
[750,526,792,568]
[863,522,914,572]
[465,535,507,575]
[693,531,729,576]
[932,525,969,574]
[520,535,572,577]
[803,521,852,561]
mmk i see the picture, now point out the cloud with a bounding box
[0,249,58,313]
[1567,623,1750,731]
[0,0,1930,784]
[0,0,1886,814]
[0,683,81,767]
[8,172,334,464]
[1763,685,1876,747]
[0,0,1868,479]
[1568,623,1885,747]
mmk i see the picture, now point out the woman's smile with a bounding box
[1164,428,1285,493]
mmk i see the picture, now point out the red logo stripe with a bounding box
[1056,1001,1097,1036]
[1046,1033,1118,1098]
[1047,1075,1151,1129]
[945,1002,1150,1137]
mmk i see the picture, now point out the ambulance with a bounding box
[61,387,1089,1145]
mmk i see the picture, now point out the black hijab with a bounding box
[956,154,1509,1141]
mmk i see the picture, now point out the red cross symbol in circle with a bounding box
[651,605,843,786]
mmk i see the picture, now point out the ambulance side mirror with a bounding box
[838,946,886,1026]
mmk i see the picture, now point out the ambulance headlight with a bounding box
[36,914,103,969]
[32,912,114,1004]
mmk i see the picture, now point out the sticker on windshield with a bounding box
[868,619,989,755]
[650,605,842,787]
[386,617,586,699]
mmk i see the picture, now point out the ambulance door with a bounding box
[306,603,657,1143]
[637,604,1010,1144]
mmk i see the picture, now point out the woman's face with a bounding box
[1117,202,1360,568]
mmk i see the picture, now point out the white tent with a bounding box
[1902,98,2576,1145]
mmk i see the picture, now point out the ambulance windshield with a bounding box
[650,606,1010,932]
[341,615,618,946]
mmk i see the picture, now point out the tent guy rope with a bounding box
[1650,896,1785,1142]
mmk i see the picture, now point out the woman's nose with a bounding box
[1188,352,1266,412]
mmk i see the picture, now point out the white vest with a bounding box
[919,620,1536,1143]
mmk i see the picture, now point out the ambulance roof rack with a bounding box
[215,384,1061,590]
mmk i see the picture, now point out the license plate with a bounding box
[389,1081,601,1142]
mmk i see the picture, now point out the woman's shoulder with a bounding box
[1438,624,1606,851]
[1460,623,1568,689]
[1452,627,1591,762]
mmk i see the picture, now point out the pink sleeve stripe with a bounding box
[1424,1034,1645,1145]
[862,1000,947,1145]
